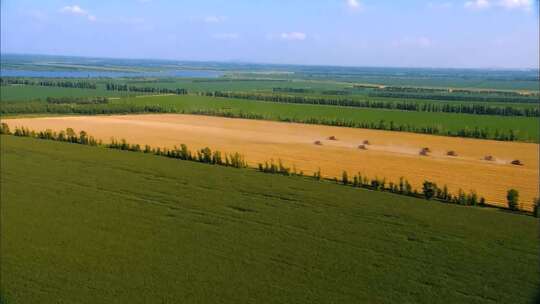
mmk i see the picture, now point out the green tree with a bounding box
[342,171,349,185]
[506,189,519,211]
[313,168,321,180]
[0,123,10,134]
[422,181,437,200]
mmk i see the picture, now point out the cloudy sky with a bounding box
[1,0,538,68]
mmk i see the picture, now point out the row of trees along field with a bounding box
[256,159,539,215]
[354,84,540,97]
[380,85,540,96]
[0,102,525,142]
[105,83,188,95]
[0,77,97,89]
[205,91,539,117]
[2,122,537,215]
[367,92,539,104]
[0,124,248,169]
[46,97,109,104]
[273,88,352,96]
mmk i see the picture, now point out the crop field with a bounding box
[112,95,540,142]
[4,114,539,210]
[4,94,538,141]
[0,85,131,101]
[121,78,351,92]
[1,135,539,303]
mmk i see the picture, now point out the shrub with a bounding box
[342,171,349,185]
[313,168,321,180]
[422,181,437,200]
[506,189,519,211]
[467,191,478,206]
[0,123,11,135]
[533,198,539,218]
[479,197,486,206]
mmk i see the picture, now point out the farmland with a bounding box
[1,135,539,303]
[0,84,132,101]
[3,114,539,211]
[2,93,539,142]
[3,53,539,91]
[2,1,540,302]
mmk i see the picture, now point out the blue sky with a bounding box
[1,0,538,68]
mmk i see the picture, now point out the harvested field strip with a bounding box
[3,114,539,210]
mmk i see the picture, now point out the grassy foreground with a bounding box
[1,135,539,303]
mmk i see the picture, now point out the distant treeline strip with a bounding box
[357,84,540,96]
[367,92,539,104]
[0,78,97,89]
[105,83,188,95]
[1,123,537,216]
[273,88,351,96]
[205,91,539,117]
[46,97,109,105]
[0,103,526,142]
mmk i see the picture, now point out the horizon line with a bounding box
[1,52,539,72]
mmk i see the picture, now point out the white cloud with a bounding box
[347,0,361,9]
[498,0,532,9]
[60,5,96,21]
[464,0,532,10]
[280,32,307,41]
[465,0,491,9]
[203,16,226,23]
[213,33,240,40]
[61,5,86,15]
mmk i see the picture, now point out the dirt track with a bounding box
[4,114,539,210]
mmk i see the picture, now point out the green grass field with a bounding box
[4,79,537,107]
[1,135,539,303]
[0,79,349,101]
[115,95,539,142]
[0,85,132,101]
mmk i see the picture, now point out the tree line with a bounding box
[46,96,109,105]
[1,123,537,216]
[355,84,540,98]
[0,77,97,89]
[189,109,522,141]
[204,91,539,117]
[105,83,188,95]
[1,124,247,169]
[256,160,539,215]
[367,91,539,105]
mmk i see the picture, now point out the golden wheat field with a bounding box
[4,114,539,210]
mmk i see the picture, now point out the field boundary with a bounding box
[2,123,537,217]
